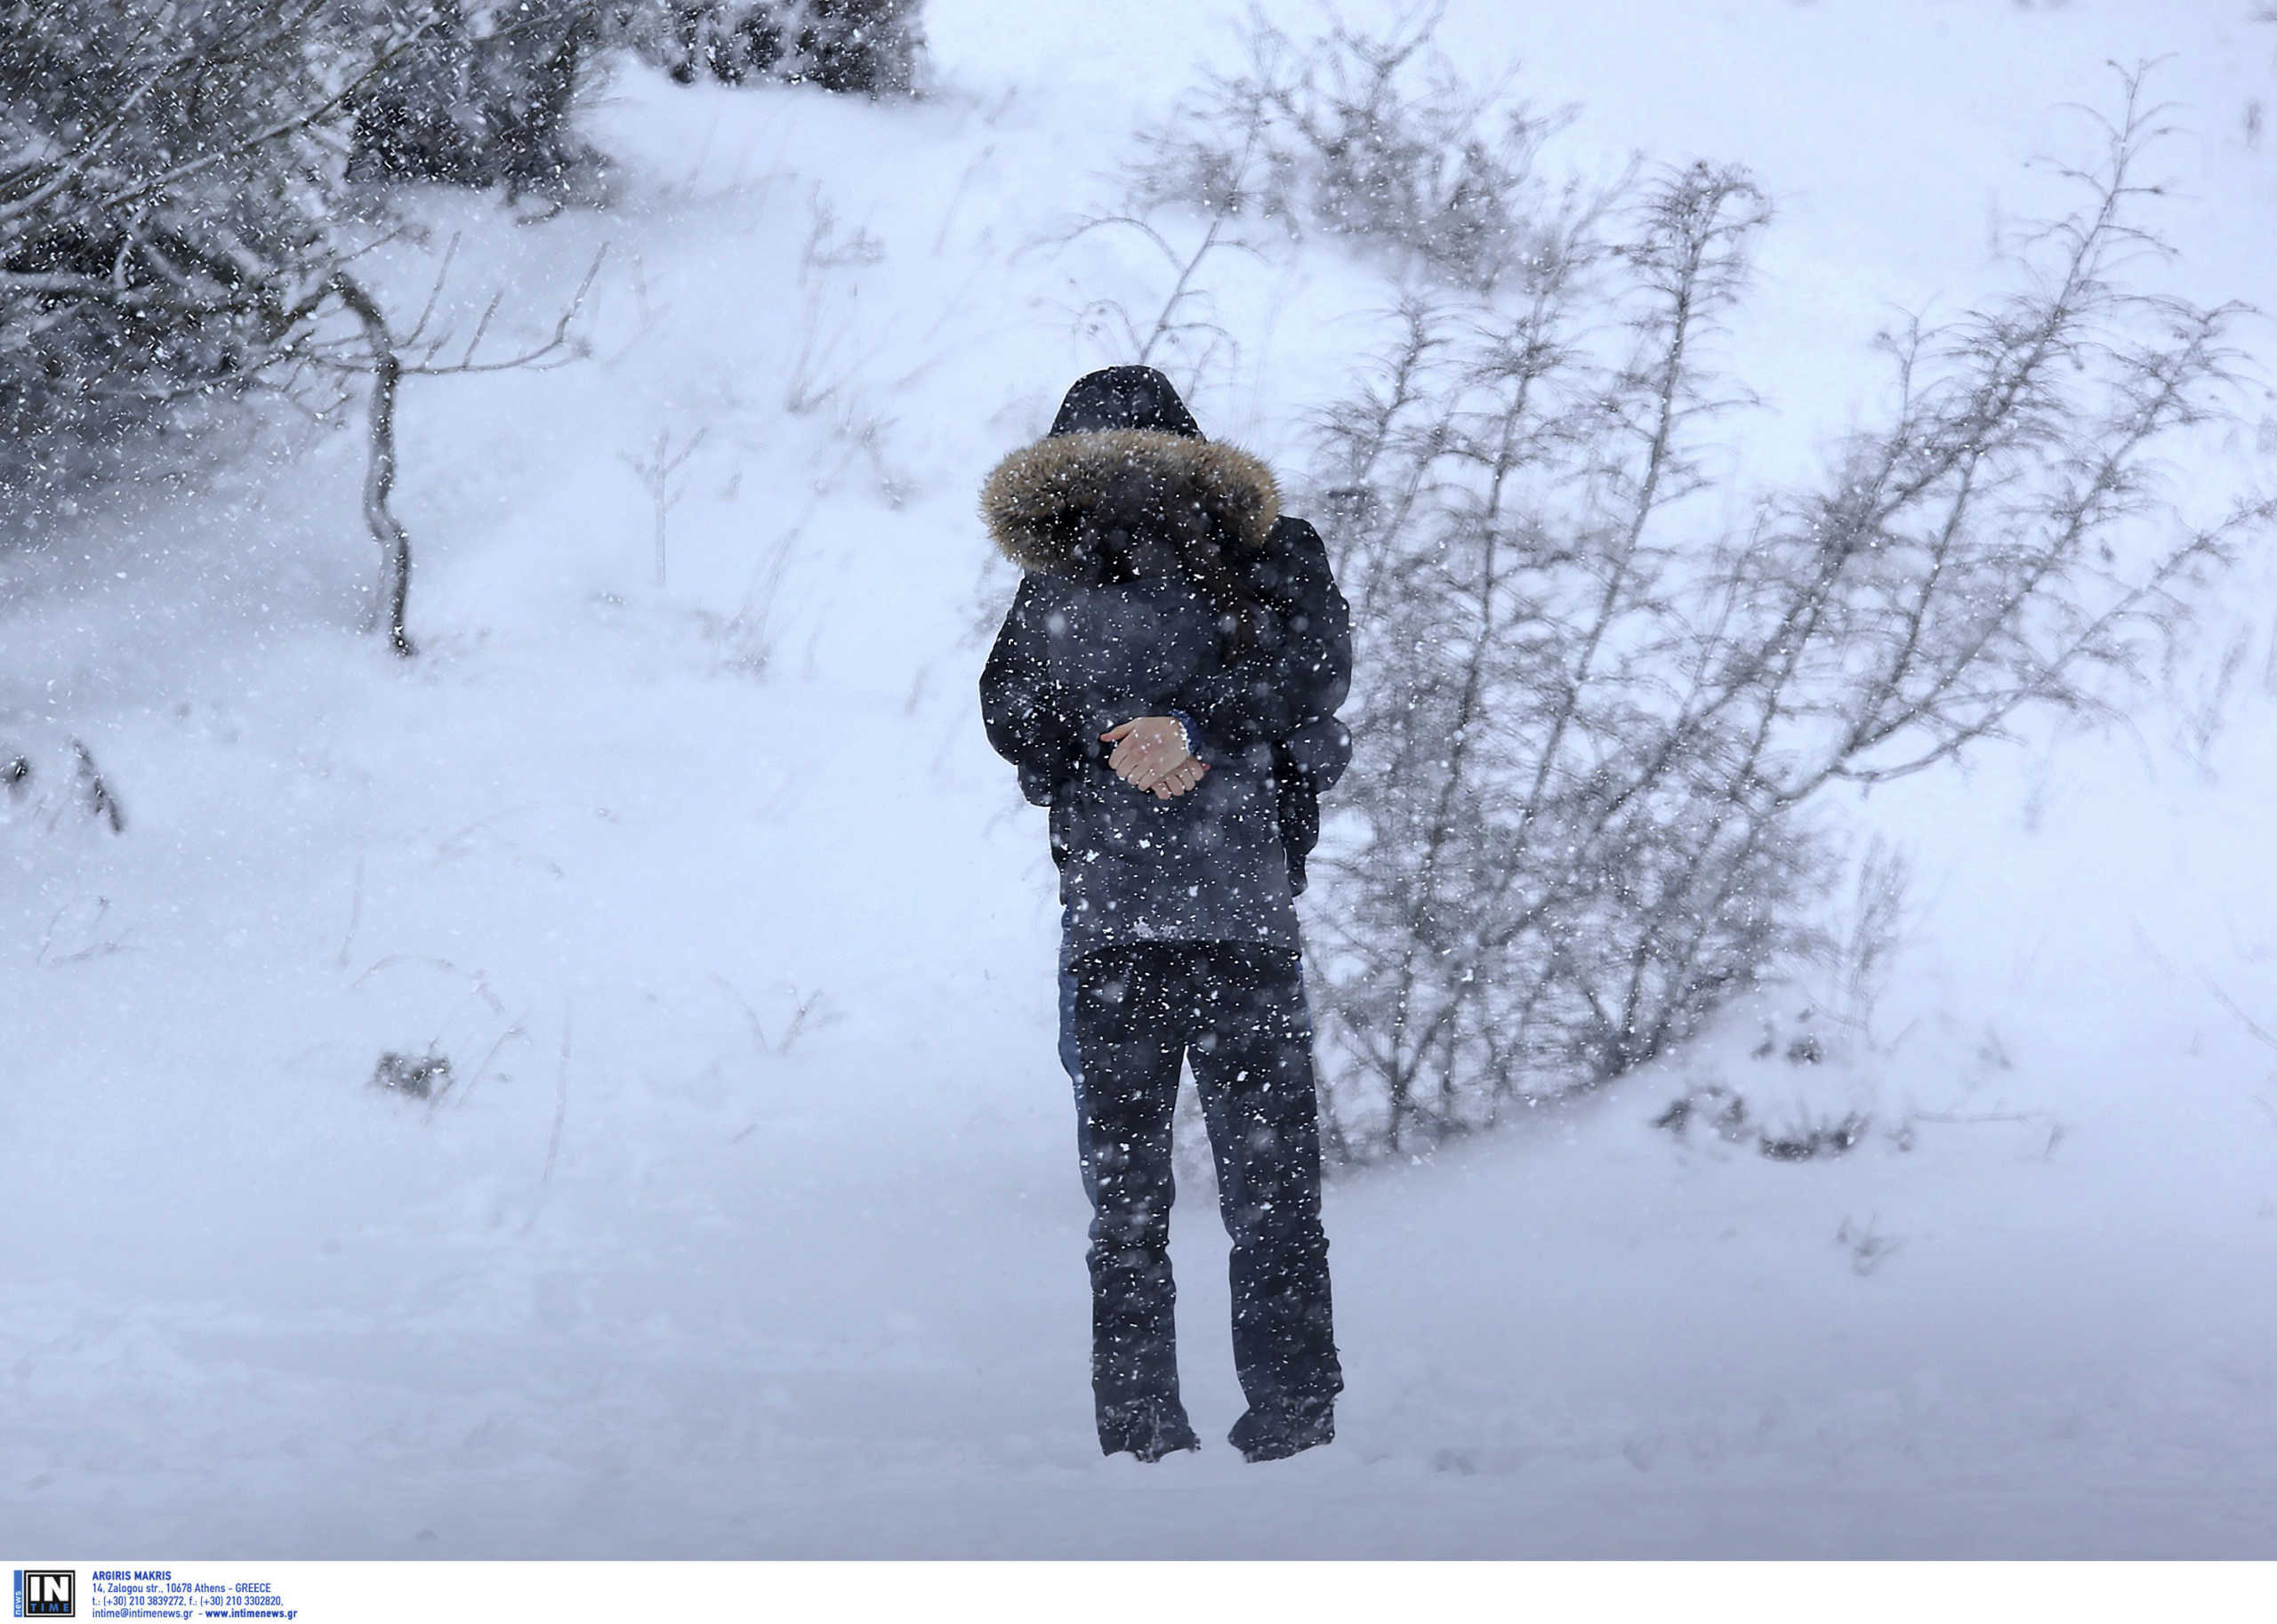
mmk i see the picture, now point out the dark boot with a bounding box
[1228,1398,1334,1463]
[1101,1396,1202,1462]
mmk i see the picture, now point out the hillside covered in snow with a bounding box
[4,0,2277,1556]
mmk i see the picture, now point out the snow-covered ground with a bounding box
[5,0,2276,1557]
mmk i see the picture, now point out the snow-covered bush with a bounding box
[344,1,611,198]
[0,0,356,539]
[627,0,924,96]
[1,1,596,654]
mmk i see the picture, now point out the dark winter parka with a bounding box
[978,367,1354,960]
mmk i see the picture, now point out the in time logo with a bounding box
[13,1570,74,1618]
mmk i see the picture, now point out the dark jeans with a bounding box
[1058,939,1343,1452]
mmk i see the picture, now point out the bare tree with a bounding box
[316,250,599,655]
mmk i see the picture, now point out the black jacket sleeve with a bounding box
[1171,515,1353,767]
[979,575,1087,808]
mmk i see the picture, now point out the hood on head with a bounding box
[1048,366,1204,439]
[983,370,1279,577]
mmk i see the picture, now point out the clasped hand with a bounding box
[1101,717,1209,800]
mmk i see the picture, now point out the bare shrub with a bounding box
[1054,4,1581,401]
[1301,68,2270,1158]
[1815,835,1913,1042]
[622,425,709,587]
[1834,1214,1903,1275]
[1051,200,1257,393]
[1126,3,1583,294]
[1116,39,2267,1157]
[1307,157,1802,1153]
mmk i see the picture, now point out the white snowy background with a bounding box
[5,0,2277,1556]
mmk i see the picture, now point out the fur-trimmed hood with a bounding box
[980,429,1282,577]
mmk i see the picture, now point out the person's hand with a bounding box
[1147,756,1208,799]
[1102,717,1208,798]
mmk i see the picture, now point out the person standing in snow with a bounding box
[978,366,1352,1463]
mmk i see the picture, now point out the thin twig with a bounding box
[541,1008,571,1186]
[520,1005,574,1235]
[454,1010,530,1113]
[2201,967,2277,1052]
[335,855,365,969]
